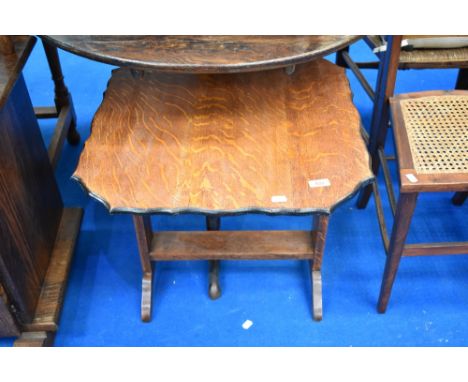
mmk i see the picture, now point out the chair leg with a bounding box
[378,192,418,313]
[206,216,221,300]
[335,46,349,67]
[452,192,467,206]
[310,214,329,321]
[357,36,402,209]
[455,68,468,90]
[133,215,153,322]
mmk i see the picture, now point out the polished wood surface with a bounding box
[42,35,360,73]
[73,59,373,214]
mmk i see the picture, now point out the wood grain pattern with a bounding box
[0,74,63,323]
[42,35,360,73]
[150,230,316,260]
[73,59,373,214]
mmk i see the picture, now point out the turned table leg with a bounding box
[42,39,80,145]
[133,215,153,322]
[206,216,221,300]
[310,214,329,321]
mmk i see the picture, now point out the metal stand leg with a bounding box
[133,215,153,322]
[377,192,418,313]
[310,214,329,321]
[206,216,221,300]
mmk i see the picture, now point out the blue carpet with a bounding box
[1,39,467,346]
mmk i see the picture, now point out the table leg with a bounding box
[42,39,80,145]
[133,215,153,322]
[206,216,221,300]
[310,214,329,321]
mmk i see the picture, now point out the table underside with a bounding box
[73,58,373,215]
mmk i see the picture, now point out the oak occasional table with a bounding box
[43,35,372,322]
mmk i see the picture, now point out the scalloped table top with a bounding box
[73,58,373,215]
[42,35,360,73]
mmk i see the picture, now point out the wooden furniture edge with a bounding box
[0,36,36,110]
[73,173,374,216]
[149,230,318,260]
[13,207,83,346]
[42,35,362,73]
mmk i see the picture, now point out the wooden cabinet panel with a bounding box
[0,75,63,324]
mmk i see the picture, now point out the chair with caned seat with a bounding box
[336,35,468,208]
[378,90,468,312]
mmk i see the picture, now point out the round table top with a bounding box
[42,35,360,73]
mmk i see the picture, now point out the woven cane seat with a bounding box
[73,58,373,214]
[365,36,468,69]
[390,91,468,192]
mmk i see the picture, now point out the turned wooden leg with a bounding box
[206,216,221,300]
[42,39,80,146]
[378,192,418,313]
[133,215,153,322]
[310,214,329,321]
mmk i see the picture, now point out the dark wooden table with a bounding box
[42,35,360,73]
[0,36,83,346]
